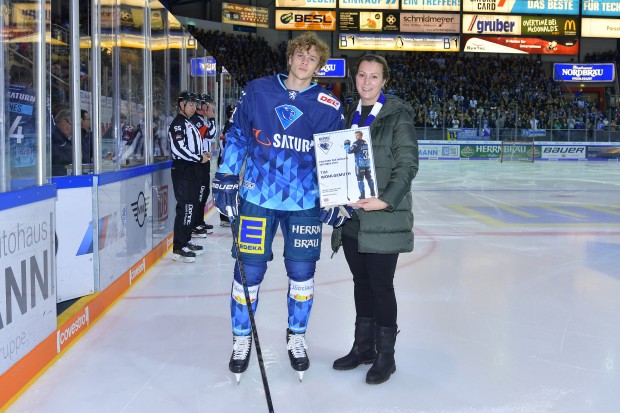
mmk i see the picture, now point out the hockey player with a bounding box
[168,91,209,263]
[218,104,236,227]
[189,94,217,237]
[344,130,376,199]
[212,32,344,382]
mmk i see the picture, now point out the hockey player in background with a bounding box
[212,31,344,382]
[344,129,376,200]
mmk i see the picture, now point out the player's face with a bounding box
[288,46,321,84]
[356,60,386,106]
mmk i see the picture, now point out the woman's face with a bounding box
[355,60,386,105]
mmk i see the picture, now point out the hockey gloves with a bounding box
[212,172,239,219]
[344,139,351,151]
[319,205,353,228]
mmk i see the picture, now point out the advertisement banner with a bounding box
[553,63,616,82]
[582,0,620,16]
[459,143,502,159]
[315,58,347,77]
[581,17,620,38]
[400,13,460,33]
[587,146,620,159]
[97,173,153,291]
[152,167,175,248]
[222,3,268,28]
[540,145,586,160]
[521,16,578,36]
[276,0,337,8]
[339,11,385,31]
[462,0,579,15]
[339,33,459,52]
[463,36,579,55]
[190,57,217,77]
[276,10,336,30]
[401,0,461,11]
[0,195,56,375]
[462,14,521,35]
[55,185,95,302]
[418,143,461,159]
[338,0,399,10]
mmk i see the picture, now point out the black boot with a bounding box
[333,317,376,371]
[366,325,398,384]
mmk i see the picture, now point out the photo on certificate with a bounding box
[313,126,377,208]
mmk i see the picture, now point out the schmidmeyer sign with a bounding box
[553,63,616,82]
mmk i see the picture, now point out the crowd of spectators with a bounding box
[189,28,619,140]
[189,28,286,87]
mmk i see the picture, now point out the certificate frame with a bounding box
[313,126,378,208]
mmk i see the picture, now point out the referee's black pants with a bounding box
[171,160,200,250]
[192,160,211,229]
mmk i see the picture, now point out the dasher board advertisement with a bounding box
[314,127,378,208]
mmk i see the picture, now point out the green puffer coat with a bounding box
[332,94,419,254]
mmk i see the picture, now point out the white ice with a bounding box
[7,160,620,413]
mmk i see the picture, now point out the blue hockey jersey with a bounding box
[219,74,344,211]
[345,139,371,168]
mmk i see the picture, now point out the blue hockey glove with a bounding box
[319,205,353,228]
[344,139,351,151]
[212,172,239,218]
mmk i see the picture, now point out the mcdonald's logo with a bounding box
[564,19,576,32]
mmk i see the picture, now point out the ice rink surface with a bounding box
[7,160,620,413]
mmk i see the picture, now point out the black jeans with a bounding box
[341,232,399,327]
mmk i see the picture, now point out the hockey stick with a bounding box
[228,208,275,413]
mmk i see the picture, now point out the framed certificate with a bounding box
[313,126,378,208]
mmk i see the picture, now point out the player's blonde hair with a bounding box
[287,32,330,72]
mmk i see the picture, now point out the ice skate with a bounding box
[187,241,204,256]
[286,329,309,382]
[229,334,252,384]
[171,246,196,263]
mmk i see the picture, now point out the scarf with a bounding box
[351,93,386,128]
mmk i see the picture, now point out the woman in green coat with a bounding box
[323,54,419,384]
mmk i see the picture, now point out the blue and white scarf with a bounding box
[351,93,386,128]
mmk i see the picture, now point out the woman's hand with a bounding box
[349,197,388,211]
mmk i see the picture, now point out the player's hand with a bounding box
[344,139,350,146]
[212,173,239,218]
[319,205,353,228]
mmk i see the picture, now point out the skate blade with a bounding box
[172,255,196,263]
[234,373,242,384]
[296,371,304,382]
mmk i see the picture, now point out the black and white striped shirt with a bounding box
[168,114,203,162]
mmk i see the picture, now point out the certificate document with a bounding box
[313,126,378,208]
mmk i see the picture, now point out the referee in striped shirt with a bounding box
[168,91,210,263]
